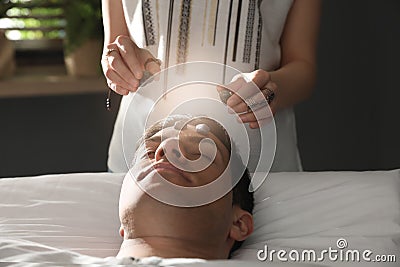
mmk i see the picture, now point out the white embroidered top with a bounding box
[108,0,302,173]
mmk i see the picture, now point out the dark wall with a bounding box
[295,0,400,171]
[0,94,120,177]
[1,0,399,177]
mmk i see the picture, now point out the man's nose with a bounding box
[155,137,187,164]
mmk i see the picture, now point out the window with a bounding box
[0,0,66,70]
[0,0,106,98]
[0,0,66,51]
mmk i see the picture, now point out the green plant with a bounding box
[64,0,103,55]
[0,0,13,18]
[0,0,67,40]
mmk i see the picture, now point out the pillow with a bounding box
[0,173,124,257]
[0,170,399,264]
[235,170,400,265]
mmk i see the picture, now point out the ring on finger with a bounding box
[246,95,268,112]
[144,57,162,69]
[263,87,275,104]
[247,87,275,112]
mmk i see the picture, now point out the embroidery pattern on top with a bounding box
[243,0,256,63]
[254,0,263,69]
[142,0,156,46]
[177,0,192,65]
[208,0,219,46]
[232,0,243,62]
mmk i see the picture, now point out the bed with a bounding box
[1,170,399,266]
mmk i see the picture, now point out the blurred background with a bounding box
[0,0,399,178]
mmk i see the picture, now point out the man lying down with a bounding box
[116,114,255,263]
[2,115,274,267]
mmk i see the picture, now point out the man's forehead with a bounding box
[146,117,231,150]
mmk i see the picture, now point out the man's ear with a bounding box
[119,225,124,238]
[229,205,254,242]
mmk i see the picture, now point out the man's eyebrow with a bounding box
[145,135,162,144]
[146,135,205,145]
[146,133,223,150]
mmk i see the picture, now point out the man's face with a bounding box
[133,117,231,187]
[119,117,235,247]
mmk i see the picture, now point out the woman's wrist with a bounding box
[261,70,279,114]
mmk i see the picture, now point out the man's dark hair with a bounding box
[135,114,254,256]
[230,155,253,256]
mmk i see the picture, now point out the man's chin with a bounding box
[136,170,189,192]
[133,172,204,206]
[125,166,232,207]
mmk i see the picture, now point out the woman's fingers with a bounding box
[222,77,246,106]
[238,105,272,123]
[225,70,274,114]
[219,75,244,92]
[228,101,248,114]
[227,84,268,114]
[249,117,273,129]
[103,49,139,90]
[140,49,162,75]
[108,82,130,95]
[217,70,276,129]
[226,70,270,108]
[232,89,268,113]
[102,58,131,95]
[238,109,273,129]
[115,35,144,80]
[223,77,257,113]
[227,82,255,106]
[102,35,161,96]
[104,69,136,95]
[103,41,141,92]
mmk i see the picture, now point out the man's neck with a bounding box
[117,237,224,259]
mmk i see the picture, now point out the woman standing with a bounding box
[101,0,320,173]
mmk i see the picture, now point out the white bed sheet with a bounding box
[1,170,399,266]
[1,238,325,267]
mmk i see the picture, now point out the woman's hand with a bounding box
[218,69,277,129]
[101,35,161,96]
